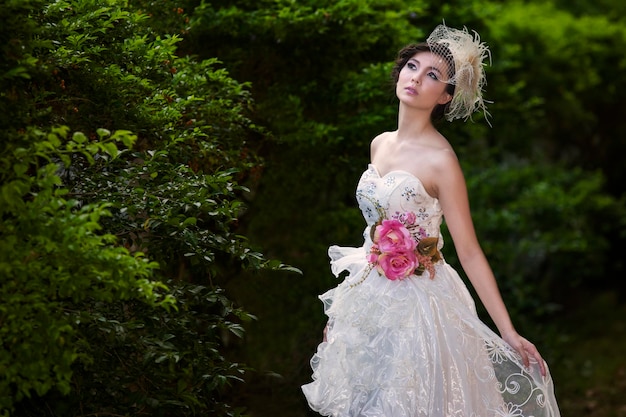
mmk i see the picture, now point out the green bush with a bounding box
[1,0,297,415]
[0,125,173,412]
[463,161,624,328]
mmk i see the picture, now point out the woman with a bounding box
[302,24,561,417]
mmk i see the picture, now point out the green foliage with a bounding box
[17,285,254,417]
[463,161,625,328]
[0,126,172,412]
[0,0,44,133]
[191,0,424,136]
[1,0,296,415]
[485,2,626,190]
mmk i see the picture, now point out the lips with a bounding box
[404,87,417,95]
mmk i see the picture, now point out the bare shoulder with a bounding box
[426,137,465,198]
[370,131,394,157]
[416,131,457,169]
[430,145,460,173]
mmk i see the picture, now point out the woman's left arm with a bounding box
[433,150,546,376]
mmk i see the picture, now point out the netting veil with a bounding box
[426,24,491,122]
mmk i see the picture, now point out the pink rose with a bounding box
[376,250,418,280]
[373,219,417,253]
[370,219,419,280]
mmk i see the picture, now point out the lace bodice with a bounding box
[356,164,444,251]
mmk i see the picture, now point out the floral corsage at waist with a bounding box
[367,212,442,281]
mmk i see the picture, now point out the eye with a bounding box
[427,71,439,81]
[407,62,417,70]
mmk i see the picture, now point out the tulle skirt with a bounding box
[301,245,560,417]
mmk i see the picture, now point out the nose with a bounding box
[411,72,421,84]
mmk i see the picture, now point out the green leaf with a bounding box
[72,131,87,144]
[102,142,119,159]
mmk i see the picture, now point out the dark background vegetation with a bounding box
[1,0,625,416]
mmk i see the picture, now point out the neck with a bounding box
[397,104,435,140]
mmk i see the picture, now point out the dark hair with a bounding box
[391,42,456,121]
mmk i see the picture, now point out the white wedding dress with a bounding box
[302,164,561,417]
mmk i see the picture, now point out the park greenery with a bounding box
[1,0,625,416]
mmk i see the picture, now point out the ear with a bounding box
[437,92,452,105]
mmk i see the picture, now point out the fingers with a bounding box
[520,338,547,377]
[504,333,548,378]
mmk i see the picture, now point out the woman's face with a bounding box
[395,51,452,111]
